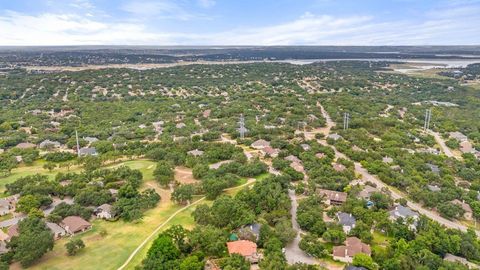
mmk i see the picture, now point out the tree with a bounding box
[154,161,174,187]
[65,239,85,256]
[322,228,346,244]
[438,202,465,220]
[8,217,54,267]
[141,234,180,270]
[189,225,227,257]
[172,184,194,205]
[16,194,41,213]
[353,253,378,270]
[82,156,101,172]
[220,254,250,270]
[179,255,204,270]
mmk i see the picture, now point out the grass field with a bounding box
[9,159,264,270]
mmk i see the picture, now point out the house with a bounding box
[109,189,119,197]
[460,141,475,154]
[451,199,473,220]
[389,205,419,230]
[426,164,440,174]
[251,139,270,149]
[46,222,66,239]
[290,162,305,173]
[187,149,204,157]
[60,216,91,235]
[95,204,114,220]
[345,266,367,270]
[238,223,262,242]
[261,146,280,158]
[15,142,36,149]
[449,132,468,142]
[39,140,61,149]
[300,144,311,151]
[333,237,371,263]
[226,240,260,263]
[0,195,18,216]
[358,185,379,200]
[328,133,343,141]
[337,212,356,234]
[315,152,326,159]
[444,253,480,269]
[176,123,186,129]
[78,147,98,156]
[203,109,211,118]
[285,155,302,164]
[382,156,393,164]
[83,137,98,144]
[333,163,346,172]
[7,224,19,239]
[209,160,234,169]
[427,184,441,192]
[318,189,347,205]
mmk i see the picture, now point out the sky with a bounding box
[0,0,479,46]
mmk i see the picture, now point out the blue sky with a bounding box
[0,0,479,45]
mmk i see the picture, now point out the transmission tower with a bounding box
[239,114,247,139]
[343,112,350,130]
[423,109,432,131]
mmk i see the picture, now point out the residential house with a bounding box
[78,147,98,156]
[290,162,305,173]
[251,139,270,149]
[300,144,311,151]
[382,156,393,164]
[95,204,114,220]
[209,160,234,170]
[315,152,326,159]
[449,132,468,142]
[176,123,186,129]
[426,164,440,174]
[460,141,475,154]
[318,189,347,206]
[83,137,98,144]
[358,185,379,201]
[226,240,260,263]
[444,253,480,269]
[46,222,66,239]
[60,216,91,235]
[261,146,280,158]
[285,155,302,164]
[389,205,419,230]
[333,163,346,172]
[328,133,343,141]
[427,184,441,192]
[203,109,211,118]
[451,199,473,220]
[39,140,61,149]
[187,149,204,157]
[15,142,36,149]
[345,266,368,270]
[337,212,356,234]
[333,237,371,263]
[7,224,19,239]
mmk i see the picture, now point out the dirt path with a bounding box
[427,130,456,158]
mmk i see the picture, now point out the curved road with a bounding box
[285,189,318,265]
[316,103,480,237]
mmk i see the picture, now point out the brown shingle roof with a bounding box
[60,216,91,233]
[333,237,371,258]
[318,189,347,203]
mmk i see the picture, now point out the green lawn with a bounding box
[19,161,265,270]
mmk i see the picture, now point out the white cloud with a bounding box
[198,0,215,8]
[120,0,206,20]
[0,2,479,46]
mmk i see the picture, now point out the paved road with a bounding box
[428,130,455,158]
[317,103,480,237]
[285,189,318,265]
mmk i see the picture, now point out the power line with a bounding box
[423,109,432,132]
[239,114,247,139]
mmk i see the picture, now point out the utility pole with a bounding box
[423,109,432,132]
[343,112,350,131]
[75,129,80,157]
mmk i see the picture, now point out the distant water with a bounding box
[277,58,480,68]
